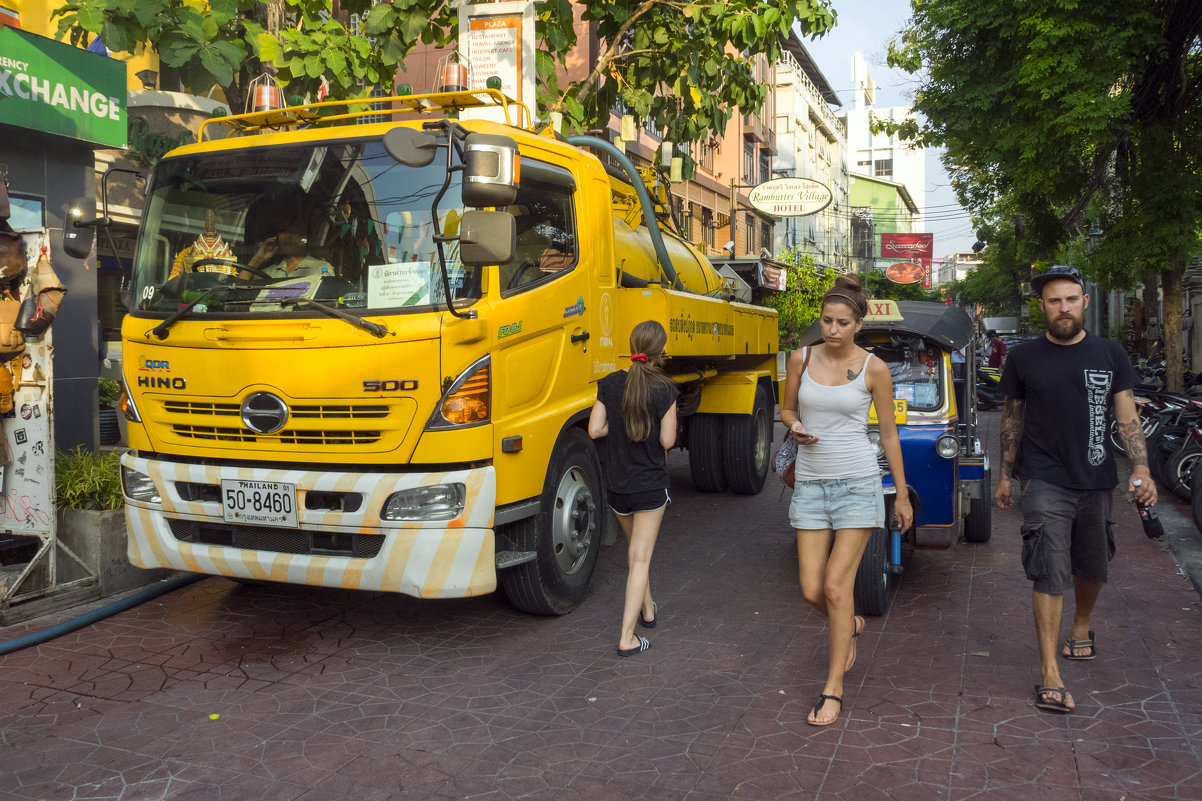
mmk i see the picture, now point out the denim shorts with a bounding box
[609,487,670,516]
[789,474,884,531]
[1019,479,1115,594]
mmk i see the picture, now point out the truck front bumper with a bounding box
[121,454,498,598]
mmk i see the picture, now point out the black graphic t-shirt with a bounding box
[998,332,1137,489]
[596,370,679,494]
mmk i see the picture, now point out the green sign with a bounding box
[0,27,127,148]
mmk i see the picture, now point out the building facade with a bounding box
[771,33,850,272]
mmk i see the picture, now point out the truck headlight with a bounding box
[867,429,884,458]
[381,484,466,521]
[428,356,490,429]
[935,434,960,459]
[122,466,160,503]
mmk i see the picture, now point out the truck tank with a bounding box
[611,215,725,295]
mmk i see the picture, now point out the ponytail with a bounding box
[622,320,670,442]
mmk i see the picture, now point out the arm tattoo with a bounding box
[998,396,1024,478]
[1115,390,1149,469]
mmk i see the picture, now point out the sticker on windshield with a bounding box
[370,262,432,307]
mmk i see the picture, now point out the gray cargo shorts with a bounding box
[1019,478,1116,594]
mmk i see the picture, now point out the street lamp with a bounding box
[1086,221,1103,255]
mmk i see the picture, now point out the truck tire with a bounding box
[688,414,728,492]
[854,527,893,617]
[723,384,772,495]
[964,467,993,543]
[500,428,603,615]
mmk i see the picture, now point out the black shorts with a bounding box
[1019,479,1116,594]
[609,488,671,516]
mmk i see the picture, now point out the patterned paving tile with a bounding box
[2,414,1201,800]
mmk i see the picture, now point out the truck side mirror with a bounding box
[382,127,439,167]
[458,210,514,267]
[62,199,96,259]
[462,133,519,208]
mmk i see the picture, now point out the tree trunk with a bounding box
[1163,261,1186,393]
[1140,267,1159,358]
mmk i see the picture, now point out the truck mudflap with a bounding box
[121,454,498,597]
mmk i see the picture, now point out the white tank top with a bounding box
[794,350,880,481]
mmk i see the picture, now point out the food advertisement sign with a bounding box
[748,178,832,217]
[885,260,925,285]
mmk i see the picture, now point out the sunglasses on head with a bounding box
[1043,265,1081,280]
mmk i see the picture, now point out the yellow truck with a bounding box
[118,90,778,614]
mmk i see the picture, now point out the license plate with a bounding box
[221,479,298,528]
[869,399,908,425]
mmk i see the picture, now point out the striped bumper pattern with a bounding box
[121,454,498,598]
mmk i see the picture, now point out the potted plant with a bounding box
[98,377,121,446]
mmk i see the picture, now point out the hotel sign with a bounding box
[0,27,127,148]
[748,177,832,217]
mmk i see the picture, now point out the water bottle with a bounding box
[1132,479,1164,539]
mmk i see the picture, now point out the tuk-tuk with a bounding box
[800,300,990,615]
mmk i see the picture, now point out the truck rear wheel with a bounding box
[854,527,894,616]
[688,414,728,492]
[724,384,771,495]
[500,428,603,615]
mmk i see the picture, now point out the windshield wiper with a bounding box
[146,281,246,340]
[279,297,389,338]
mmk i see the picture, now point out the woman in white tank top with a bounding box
[779,276,913,727]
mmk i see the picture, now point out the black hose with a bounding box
[0,574,204,656]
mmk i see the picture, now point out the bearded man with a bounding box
[993,264,1156,715]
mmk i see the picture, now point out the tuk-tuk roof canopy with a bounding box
[801,300,975,352]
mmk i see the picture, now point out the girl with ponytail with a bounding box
[780,273,913,725]
[588,320,679,657]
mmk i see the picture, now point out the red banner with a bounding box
[880,232,934,260]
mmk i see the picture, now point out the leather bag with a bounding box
[0,293,25,359]
[773,346,811,489]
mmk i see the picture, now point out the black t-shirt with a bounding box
[998,332,1137,489]
[596,370,679,494]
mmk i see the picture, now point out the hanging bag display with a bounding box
[0,291,25,359]
[15,248,66,338]
[772,346,811,489]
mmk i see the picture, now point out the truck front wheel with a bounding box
[500,428,603,615]
[723,384,772,495]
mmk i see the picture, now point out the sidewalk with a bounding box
[0,411,1200,800]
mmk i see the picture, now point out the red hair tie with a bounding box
[630,353,649,363]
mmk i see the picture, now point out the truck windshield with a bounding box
[130,140,476,317]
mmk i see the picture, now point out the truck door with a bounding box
[493,162,594,423]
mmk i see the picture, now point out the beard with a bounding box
[1046,312,1084,341]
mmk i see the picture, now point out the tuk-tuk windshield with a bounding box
[874,346,945,412]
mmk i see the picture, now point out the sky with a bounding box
[802,0,979,258]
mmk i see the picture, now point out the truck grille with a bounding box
[167,519,384,558]
[173,425,381,445]
[162,401,389,445]
[162,401,388,418]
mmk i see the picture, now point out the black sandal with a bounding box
[808,693,843,726]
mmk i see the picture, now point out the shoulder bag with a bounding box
[773,346,812,488]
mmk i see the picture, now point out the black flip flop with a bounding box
[639,602,658,629]
[1034,684,1073,713]
[1063,630,1096,660]
[808,693,843,726]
